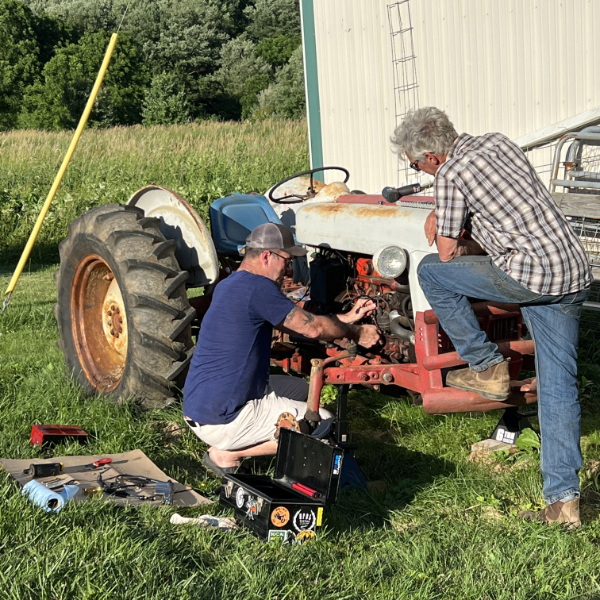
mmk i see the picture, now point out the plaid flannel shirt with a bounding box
[435,132,592,295]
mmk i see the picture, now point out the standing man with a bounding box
[184,223,380,477]
[391,107,591,527]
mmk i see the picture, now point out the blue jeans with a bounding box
[417,254,589,504]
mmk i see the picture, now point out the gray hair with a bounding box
[390,107,458,161]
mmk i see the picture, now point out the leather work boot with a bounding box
[446,359,510,401]
[275,412,311,438]
[518,498,581,529]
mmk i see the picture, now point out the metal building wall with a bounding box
[312,0,398,191]
[311,0,600,192]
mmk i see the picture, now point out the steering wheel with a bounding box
[268,166,350,204]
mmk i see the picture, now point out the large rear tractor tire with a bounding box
[53,204,196,409]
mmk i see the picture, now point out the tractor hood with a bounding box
[295,200,433,254]
[295,197,436,312]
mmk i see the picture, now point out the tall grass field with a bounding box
[0,122,600,599]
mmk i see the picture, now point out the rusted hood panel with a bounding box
[296,202,433,254]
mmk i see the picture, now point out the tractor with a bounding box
[53,165,540,443]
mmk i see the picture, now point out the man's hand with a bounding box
[357,324,381,348]
[520,378,537,393]
[278,306,381,346]
[338,298,376,324]
[425,209,437,246]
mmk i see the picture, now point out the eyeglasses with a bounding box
[270,251,293,266]
[409,158,421,172]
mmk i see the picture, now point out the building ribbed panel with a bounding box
[312,0,600,192]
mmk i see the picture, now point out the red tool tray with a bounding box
[30,424,89,447]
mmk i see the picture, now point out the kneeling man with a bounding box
[183,223,380,476]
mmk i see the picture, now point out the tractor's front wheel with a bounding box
[54,204,195,408]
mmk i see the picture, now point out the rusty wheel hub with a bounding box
[71,256,128,393]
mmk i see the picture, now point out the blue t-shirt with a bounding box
[183,270,295,425]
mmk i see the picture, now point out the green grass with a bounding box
[1,266,599,600]
[0,120,309,262]
[1,122,600,599]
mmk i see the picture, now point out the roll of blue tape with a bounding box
[22,480,79,513]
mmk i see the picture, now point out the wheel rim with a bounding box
[71,255,128,392]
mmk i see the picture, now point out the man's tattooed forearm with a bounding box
[284,306,299,324]
[283,306,315,326]
[301,311,315,325]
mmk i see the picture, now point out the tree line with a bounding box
[0,0,305,131]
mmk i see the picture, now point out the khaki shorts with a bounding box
[185,375,333,451]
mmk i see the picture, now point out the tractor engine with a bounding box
[303,249,415,365]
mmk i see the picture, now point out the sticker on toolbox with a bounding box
[293,509,316,531]
[316,507,323,527]
[268,529,293,543]
[235,486,245,508]
[245,496,259,519]
[295,530,316,544]
[271,506,290,527]
[333,454,342,475]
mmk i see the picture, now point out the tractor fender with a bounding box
[127,186,219,290]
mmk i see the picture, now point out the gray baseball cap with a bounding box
[245,223,308,257]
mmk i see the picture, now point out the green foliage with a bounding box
[137,0,229,77]
[0,121,309,259]
[254,45,305,119]
[0,0,41,130]
[24,0,118,33]
[215,37,271,99]
[255,34,301,68]
[244,0,301,40]
[142,73,191,126]
[7,0,305,126]
[18,30,150,130]
[240,74,270,119]
[516,428,541,456]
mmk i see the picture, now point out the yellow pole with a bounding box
[2,33,119,312]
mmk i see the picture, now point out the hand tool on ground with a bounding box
[46,479,76,490]
[81,457,113,471]
[23,463,64,478]
[95,471,174,504]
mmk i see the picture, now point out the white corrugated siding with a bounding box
[313,0,600,192]
[313,0,397,191]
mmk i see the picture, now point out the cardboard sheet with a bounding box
[0,449,212,507]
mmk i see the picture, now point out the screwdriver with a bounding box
[82,457,112,470]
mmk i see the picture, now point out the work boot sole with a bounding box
[446,379,510,402]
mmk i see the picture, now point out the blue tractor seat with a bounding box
[210,194,283,255]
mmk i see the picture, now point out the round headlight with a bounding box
[373,245,407,278]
